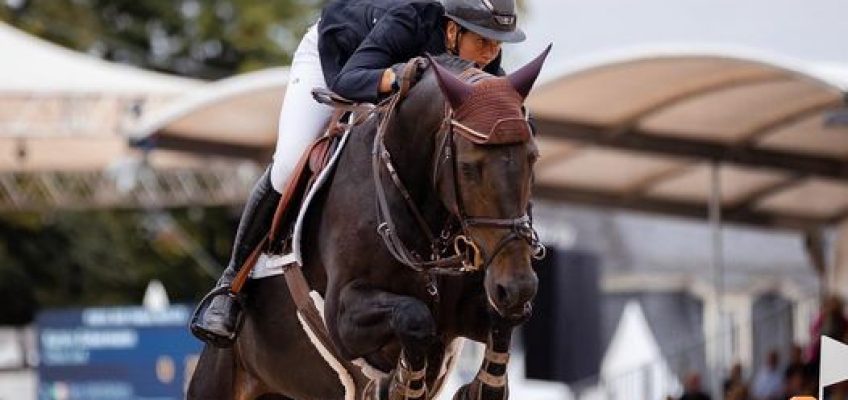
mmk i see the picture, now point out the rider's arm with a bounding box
[329,2,443,103]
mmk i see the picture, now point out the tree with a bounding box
[0,1,321,323]
[0,208,237,323]
[0,0,323,78]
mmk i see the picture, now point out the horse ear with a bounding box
[507,43,553,99]
[427,55,474,110]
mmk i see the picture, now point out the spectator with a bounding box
[785,344,804,378]
[724,362,746,397]
[806,294,848,369]
[726,384,750,400]
[751,349,783,400]
[784,366,812,398]
[783,343,815,398]
[679,372,711,400]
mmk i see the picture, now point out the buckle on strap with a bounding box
[454,235,483,272]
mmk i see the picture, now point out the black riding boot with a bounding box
[191,166,281,347]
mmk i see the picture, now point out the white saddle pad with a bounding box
[250,116,357,280]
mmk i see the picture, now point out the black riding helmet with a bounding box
[442,0,526,43]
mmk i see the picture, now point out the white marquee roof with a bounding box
[129,67,288,159]
[528,49,848,229]
[130,47,848,230]
[0,22,200,94]
[533,44,848,90]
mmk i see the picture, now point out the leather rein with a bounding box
[371,59,545,280]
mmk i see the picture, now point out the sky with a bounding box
[508,0,848,76]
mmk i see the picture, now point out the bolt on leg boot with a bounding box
[191,166,281,347]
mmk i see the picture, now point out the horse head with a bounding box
[429,45,551,321]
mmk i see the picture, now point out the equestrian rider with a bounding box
[192,0,527,347]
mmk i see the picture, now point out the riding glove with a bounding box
[390,59,428,93]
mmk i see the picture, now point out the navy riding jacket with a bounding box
[318,0,503,103]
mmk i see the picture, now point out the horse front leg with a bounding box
[336,281,436,400]
[454,322,513,400]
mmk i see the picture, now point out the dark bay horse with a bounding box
[188,47,551,400]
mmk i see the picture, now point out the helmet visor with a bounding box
[453,18,526,43]
[447,9,526,43]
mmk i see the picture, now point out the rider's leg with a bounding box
[191,166,281,346]
[269,24,334,193]
[192,23,332,347]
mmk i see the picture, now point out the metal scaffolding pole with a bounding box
[709,161,727,398]
[0,165,261,212]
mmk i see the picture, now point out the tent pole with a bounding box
[709,161,726,398]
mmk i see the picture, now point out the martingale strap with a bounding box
[283,262,374,396]
[372,58,469,275]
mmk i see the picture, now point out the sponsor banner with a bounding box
[37,305,201,400]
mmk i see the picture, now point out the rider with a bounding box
[191,0,527,347]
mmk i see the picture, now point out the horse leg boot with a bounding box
[388,350,428,400]
[453,323,513,400]
[192,165,281,347]
[385,298,436,400]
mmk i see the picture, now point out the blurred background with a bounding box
[0,0,847,399]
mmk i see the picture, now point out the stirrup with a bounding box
[189,286,246,348]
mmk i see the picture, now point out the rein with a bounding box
[372,59,545,281]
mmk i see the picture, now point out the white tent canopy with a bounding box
[0,22,199,94]
[593,301,681,400]
[129,67,288,159]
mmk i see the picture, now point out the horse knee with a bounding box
[390,300,435,346]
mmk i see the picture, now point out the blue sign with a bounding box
[37,305,202,400]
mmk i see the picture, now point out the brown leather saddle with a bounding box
[228,88,378,293]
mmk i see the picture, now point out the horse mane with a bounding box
[390,54,474,125]
[397,54,483,119]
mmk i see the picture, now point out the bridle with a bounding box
[371,61,545,283]
[436,108,546,271]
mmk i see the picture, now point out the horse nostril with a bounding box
[495,283,510,305]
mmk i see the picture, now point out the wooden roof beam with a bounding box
[533,183,829,230]
[535,118,848,179]
[131,131,271,162]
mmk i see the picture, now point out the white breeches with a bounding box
[270,24,333,193]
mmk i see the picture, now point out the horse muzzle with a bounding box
[486,271,538,322]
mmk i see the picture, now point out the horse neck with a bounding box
[381,81,449,230]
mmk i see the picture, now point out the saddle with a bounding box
[226,80,411,297]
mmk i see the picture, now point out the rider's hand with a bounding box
[379,68,396,94]
[388,59,428,93]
